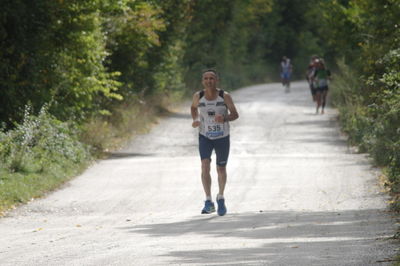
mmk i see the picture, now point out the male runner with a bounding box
[190,70,239,216]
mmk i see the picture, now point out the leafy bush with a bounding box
[0,105,91,212]
[0,105,89,173]
[370,49,400,192]
[332,50,400,205]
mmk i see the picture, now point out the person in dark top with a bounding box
[312,59,331,114]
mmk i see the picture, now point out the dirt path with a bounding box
[0,81,397,265]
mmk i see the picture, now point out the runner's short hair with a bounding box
[202,69,219,78]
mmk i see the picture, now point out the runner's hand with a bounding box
[192,120,200,128]
[215,114,224,123]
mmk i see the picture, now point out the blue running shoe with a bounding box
[201,200,215,214]
[217,198,227,216]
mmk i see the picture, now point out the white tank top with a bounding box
[198,89,229,139]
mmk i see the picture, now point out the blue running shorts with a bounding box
[199,134,230,166]
[281,71,291,80]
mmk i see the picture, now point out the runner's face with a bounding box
[202,72,218,89]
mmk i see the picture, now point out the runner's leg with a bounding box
[214,136,230,197]
[316,91,322,114]
[214,136,229,216]
[199,135,214,198]
[321,89,328,114]
[217,166,227,196]
[310,84,317,102]
[201,159,212,197]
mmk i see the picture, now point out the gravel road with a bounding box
[0,81,398,265]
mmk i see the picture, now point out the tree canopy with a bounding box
[0,0,398,128]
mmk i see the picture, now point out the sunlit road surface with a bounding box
[0,82,398,265]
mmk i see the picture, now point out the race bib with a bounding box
[205,111,224,138]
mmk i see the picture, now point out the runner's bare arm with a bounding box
[191,92,200,128]
[223,92,239,122]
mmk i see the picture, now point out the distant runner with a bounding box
[306,55,319,102]
[313,59,331,114]
[190,69,239,216]
[280,56,293,92]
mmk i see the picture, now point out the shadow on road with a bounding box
[166,112,192,119]
[104,152,154,159]
[121,209,398,265]
[283,116,352,150]
[284,119,337,128]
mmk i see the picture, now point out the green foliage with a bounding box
[1,0,339,125]
[0,105,90,212]
[183,0,295,89]
[368,49,400,191]
[181,0,334,89]
[182,0,235,89]
[326,0,400,205]
[104,1,165,95]
[152,40,186,97]
[0,105,89,173]
[148,0,192,96]
[48,3,123,119]
[0,0,122,125]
